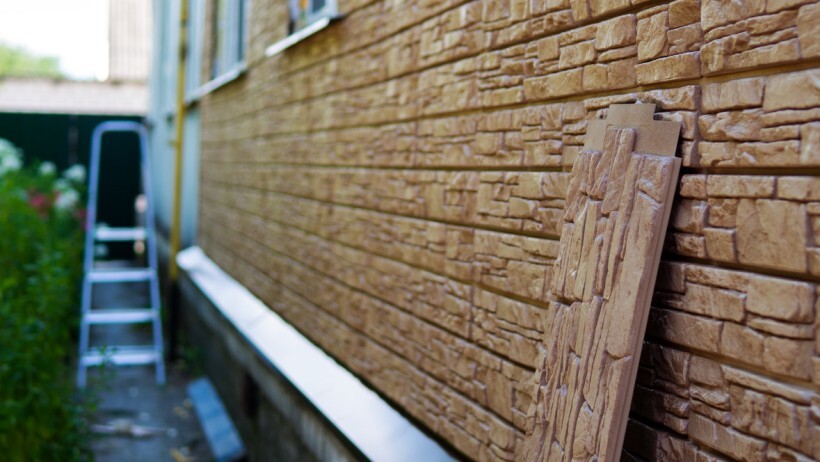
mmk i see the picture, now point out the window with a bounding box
[288,0,336,34]
[265,0,338,57]
[210,0,247,80]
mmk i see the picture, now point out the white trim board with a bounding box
[265,17,331,57]
[177,246,454,462]
[187,64,246,103]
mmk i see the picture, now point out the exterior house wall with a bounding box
[149,0,200,247]
[196,0,820,459]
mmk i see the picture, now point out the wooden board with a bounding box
[524,104,682,461]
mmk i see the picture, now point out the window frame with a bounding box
[190,0,248,101]
[289,0,336,33]
[265,0,339,58]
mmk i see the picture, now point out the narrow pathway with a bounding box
[85,279,212,461]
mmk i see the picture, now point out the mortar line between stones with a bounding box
[196,160,820,178]
[662,252,820,285]
[199,159,570,173]
[681,166,820,177]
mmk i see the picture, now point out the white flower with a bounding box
[63,164,86,183]
[0,152,22,176]
[39,161,57,176]
[54,178,71,192]
[54,188,80,211]
[0,139,20,159]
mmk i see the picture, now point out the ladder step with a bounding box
[88,268,155,283]
[84,309,157,324]
[81,346,160,366]
[95,226,147,242]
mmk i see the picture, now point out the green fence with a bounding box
[0,112,145,257]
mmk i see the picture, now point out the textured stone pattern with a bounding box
[525,116,681,460]
[197,0,820,460]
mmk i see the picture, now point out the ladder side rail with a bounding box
[82,124,105,284]
[137,124,161,289]
[79,122,115,387]
[137,123,166,385]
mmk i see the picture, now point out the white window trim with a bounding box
[187,62,246,103]
[265,0,340,58]
[265,16,331,57]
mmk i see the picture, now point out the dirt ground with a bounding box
[84,279,212,462]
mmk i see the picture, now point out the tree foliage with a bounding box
[0,139,91,461]
[0,42,64,79]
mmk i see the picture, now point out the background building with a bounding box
[0,0,153,237]
[109,0,153,82]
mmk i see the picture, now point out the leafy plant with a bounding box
[0,140,91,461]
[0,42,64,79]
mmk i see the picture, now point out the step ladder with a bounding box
[77,121,165,388]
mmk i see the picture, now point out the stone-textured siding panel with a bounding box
[197,0,820,459]
[525,111,682,461]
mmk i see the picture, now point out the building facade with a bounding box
[148,0,202,249]
[160,0,820,459]
[110,0,153,82]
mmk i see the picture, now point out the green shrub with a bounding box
[0,140,91,461]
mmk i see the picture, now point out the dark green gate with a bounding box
[0,112,145,257]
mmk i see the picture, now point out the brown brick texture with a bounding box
[197,0,820,460]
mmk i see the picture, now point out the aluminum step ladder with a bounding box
[77,121,165,387]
